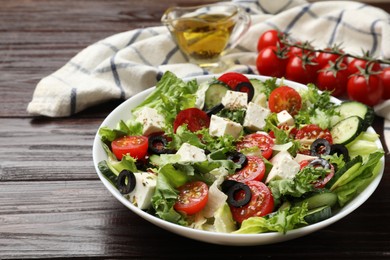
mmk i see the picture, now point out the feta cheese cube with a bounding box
[209,115,243,139]
[266,151,300,183]
[221,90,248,110]
[135,107,165,136]
[243,102,270,131]
[128,172,157,210]
[176,143,207,162]
[277,110,295,126]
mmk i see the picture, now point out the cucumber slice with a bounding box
[326,155,362,189]
[298,191,338,210]
[204,80,229,110]
[330,156,363,191]
[337,101,375,130]
[304,205,332,224]
[331,116,364,145]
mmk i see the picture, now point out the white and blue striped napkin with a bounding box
[27,0,390,147]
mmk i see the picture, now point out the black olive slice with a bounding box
[117,170,136,194]
[235,81,254,102]
[330,144,350,162]
[206,103,224,117]
[309,158,331,170]
[221,179,240,194]
[226,151,247,168]
[148,135,168,155]
[226,182,252,208]
[310,138,331,156]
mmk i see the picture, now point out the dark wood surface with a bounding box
[1,0,389,258]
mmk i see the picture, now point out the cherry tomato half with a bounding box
[347,74,383,106]
[217,72,250,90]
[111,135,149,160]
[300,159,335,189]
[230,180,274,223]
[173,108,210,133]
[236,133,274,159]
[295,124,333,154]
[174,181,209,215]
[268,86,302,116]
[257,29,284,52]
[228,156,266,182]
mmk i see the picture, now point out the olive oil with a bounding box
[171,13,236,61]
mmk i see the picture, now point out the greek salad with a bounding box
[97,71,384,234]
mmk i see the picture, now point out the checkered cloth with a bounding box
[27,0,390,146]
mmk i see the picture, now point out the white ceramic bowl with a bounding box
[92,75,384,246]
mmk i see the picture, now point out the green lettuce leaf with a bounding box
[332,151,384,206]
[233,203,308,234]
[268,166,328,206]
[132,71,198,132]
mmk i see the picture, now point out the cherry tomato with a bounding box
[285,55,320,85]
[316,63,349,97]
[314,165,335,189]
[217,72,250,90]
[174,181,209,215]
[347,58,381,75]
[236,133,274,159]
[173,108,210,133]
[256,46,289,78]
[288,42,314,58]
[300,159,335,189]
[380,67,390,100]
[230,180,274,223]
[316,48,348,68]
[268,86,302,116]
[347,74,383,106]
[227,156,266,182]
[295,124,333,154]
[257,29,284,52]
[111,135,149,160]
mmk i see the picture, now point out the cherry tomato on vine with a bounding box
[257,29,284,52]
[347,74,383,106]
[316,63,349,97]
[347,58,381,75]
[316,48,348,68]
[380,67,390,100]
[173,108,210,133]
[256,46,289,78]
[230,180,274,223]
[285,55,320,85]
[111,135,149,160]
[288,42,314,58]
[217,72,250,90]
[174,181,209,215]
[227,156,266,182]
[236,133,274,159]
[268,86,302,116]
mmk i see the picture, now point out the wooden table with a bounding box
[1,0,389,258]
